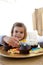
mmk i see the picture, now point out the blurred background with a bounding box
[0,0,43,36]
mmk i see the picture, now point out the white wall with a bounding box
[0,0,43,35]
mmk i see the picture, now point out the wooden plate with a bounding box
[0,46,43,58]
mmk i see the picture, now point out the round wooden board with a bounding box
[0,46,43,58]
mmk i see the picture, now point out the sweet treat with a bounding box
[3,43,13,51]
[26,31,38,48]
[30,48,43,54]
[19,43,31,54]
[31,45,38,48]
[38,42,43,48]
[8,48,20,54]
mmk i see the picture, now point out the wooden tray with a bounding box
[0,46,43,58]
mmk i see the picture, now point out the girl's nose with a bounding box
[17,32,20,35]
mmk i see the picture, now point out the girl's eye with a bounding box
[20,32,23,34]
[15,31,18,33]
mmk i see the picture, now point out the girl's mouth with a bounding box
[15,36,21,39]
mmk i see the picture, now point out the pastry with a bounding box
[8,48,20,54]
[19,43,31,54]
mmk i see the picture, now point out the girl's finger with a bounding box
[12,36,19,42]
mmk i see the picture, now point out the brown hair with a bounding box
[11,22,27,39]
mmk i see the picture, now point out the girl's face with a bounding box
[13,26,25,40]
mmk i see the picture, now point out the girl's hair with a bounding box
[11,22,27,39]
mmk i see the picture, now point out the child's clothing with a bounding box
[0,35,4,45]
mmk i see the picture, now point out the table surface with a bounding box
[0,55,43,65]
[0,46,43,65]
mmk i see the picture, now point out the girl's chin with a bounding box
[19,37,24,41]
[18,38,22,41]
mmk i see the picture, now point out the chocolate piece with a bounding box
[38,42,43,48]
[31,45,38,48]
[3,43,12,51]
[19,43,31,54]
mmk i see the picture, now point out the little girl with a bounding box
[3,22,27,49]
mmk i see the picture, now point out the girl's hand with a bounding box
[3,36,19,47]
